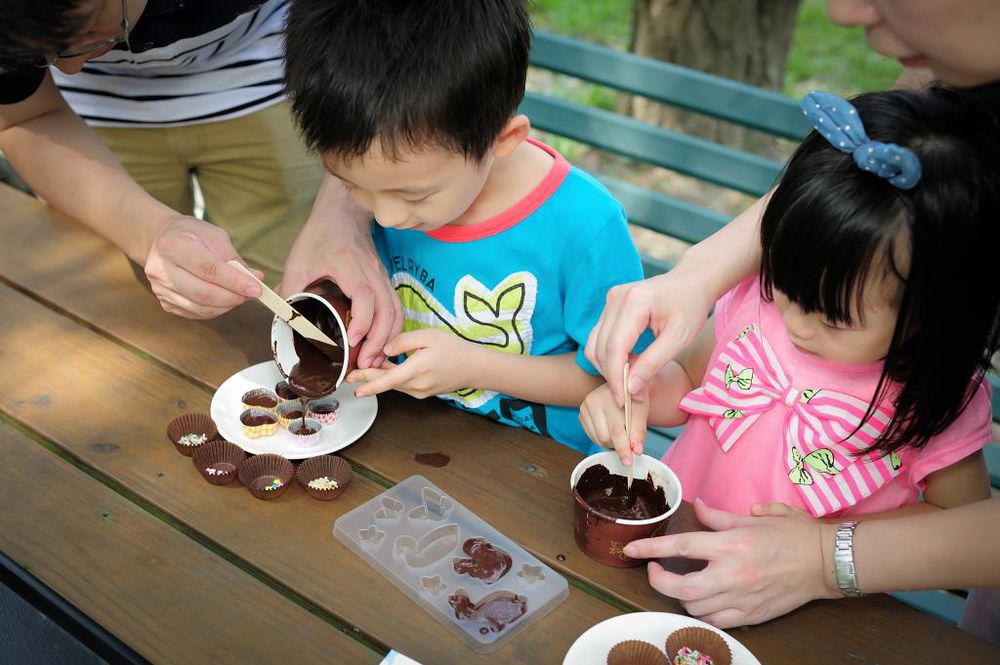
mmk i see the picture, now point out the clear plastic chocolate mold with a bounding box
[334,475,568,653]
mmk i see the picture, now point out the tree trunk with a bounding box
[628,0,801,151]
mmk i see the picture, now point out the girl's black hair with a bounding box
[761,84,1000,456]
[0,0,89,70]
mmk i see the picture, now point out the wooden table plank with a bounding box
[0,422,382,665]
[0,281,619,663]
[2,185,998,662]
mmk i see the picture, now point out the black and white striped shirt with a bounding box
[47,0,290,127]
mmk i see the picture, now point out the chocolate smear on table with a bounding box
[287,298,345,399]
[574,464,667,520]
[448,590,527,634]
[414,452,450,467]
[453,538,512,584]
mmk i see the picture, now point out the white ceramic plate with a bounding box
[211,361,377,459]
[563,612,761,665]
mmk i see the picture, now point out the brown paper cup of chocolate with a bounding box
[569,451,682,567]
[665,627,732,665]
[296,455,352,501]
[271,280,359,399]
[192,440,246,486]
[238,454,294,501]
[606,639,669,665]
[166,413,218,457]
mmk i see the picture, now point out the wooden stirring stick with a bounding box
[624,362,634,491]
[227,260,340,349]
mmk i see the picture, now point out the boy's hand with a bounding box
[346,329,478,399]
[579,383,649,466]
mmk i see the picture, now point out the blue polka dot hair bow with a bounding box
[801,90,922,190]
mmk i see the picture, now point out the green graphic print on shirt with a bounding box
[391,271,538,409]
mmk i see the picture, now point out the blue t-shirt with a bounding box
[373,140,647,453]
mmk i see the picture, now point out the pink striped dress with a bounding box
[663,277,992,517]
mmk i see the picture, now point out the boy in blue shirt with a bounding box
[285,0,646,452]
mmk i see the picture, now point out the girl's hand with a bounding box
[622,498,839,628]
[580,383,649,466]
[346,329,478,399]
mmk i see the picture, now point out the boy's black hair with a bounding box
[0,1,89,70]
[285,0,531,162]
[761,84,1000,457]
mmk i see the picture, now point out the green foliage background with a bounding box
[530,0,902,97]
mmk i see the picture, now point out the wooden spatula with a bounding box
[228,260,340,349]
[624,362,634,491]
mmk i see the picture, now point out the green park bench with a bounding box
[524,29,1000,625]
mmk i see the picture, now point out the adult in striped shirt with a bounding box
[0,0,400,369]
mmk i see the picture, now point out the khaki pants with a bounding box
[95,100,322,280]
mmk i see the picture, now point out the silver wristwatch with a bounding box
[833,521,865,597]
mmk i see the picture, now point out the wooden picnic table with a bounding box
[1,182,997,664]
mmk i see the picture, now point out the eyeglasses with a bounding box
[39,0,131,65]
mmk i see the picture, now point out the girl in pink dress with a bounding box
[580,86,1000,518]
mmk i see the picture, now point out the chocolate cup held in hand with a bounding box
[569,451,682,567]
[166,413,218,457]
[665,627,732,665]
[238,453,294,500]
[192,439,246,486]
[296,454,352,500]
[606,639,669,665]
[271,280,360,400]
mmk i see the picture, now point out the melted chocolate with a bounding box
[453,538,512,584]
[275,381,299,401]
[574,464,668,520]
[244,393,277,408]
[281,408,305,420]
[414,452,450,467]
[290,423,318,436]
[448,590,527,634]
[241,412,276,427]
[287,299,345,399]
[309,401,339,414]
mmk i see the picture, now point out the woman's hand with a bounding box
[144,215,261,318]
[579,383,648,466]
[346,329,479,399]
[585,271,714,407]
[623,499,840,628]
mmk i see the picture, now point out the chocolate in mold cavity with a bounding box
[309,401,339,415]
[453,538,512,584]
[240,412,276,427]
[275,381,299,401]
[243,392,277,408]
[287,298,345,399]
[290,423,319,436]
[574,464,667,521]
[448,590,527,634]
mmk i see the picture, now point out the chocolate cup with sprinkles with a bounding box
[296,455,352,501]
[241,387,279,412]
[606,639,668,665]
[238,454,294,501]
[192,439,246,486]
[665,627,732,665]
[166,413,218,457]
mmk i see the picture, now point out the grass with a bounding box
[529,0,902,97]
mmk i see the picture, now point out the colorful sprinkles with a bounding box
[307,476,340,491]
[262,476,284,491]
[178,433,208,447]
[674,646,713,665]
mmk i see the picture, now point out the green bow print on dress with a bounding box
[736,324,755,340]
[788,446,840,486]
[724,365,754,391]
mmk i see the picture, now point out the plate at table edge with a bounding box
[563,612,761,665]
[210,361,377,459]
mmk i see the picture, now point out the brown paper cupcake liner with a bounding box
[166,413,218,457]
[240,408,278,439]
[307,396,340,425]
[296,455,352,501]
[288,417,323,448]
[606,639,668,665]
[241,387,279,412]
[665,627,732,665]
[238,454,294,500]
[276,401,307,429]
[192,439,246,486]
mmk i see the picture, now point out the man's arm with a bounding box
[0,73,260,317]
